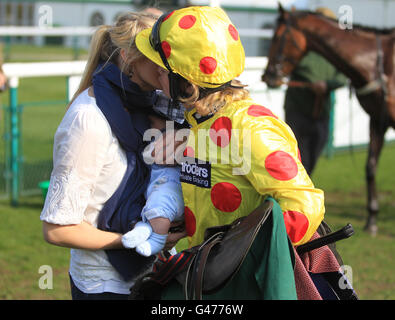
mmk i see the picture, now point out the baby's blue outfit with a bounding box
[142,91,185,224]
[142,164,184,223]
[122,93,186,256]
[130,162,183,256]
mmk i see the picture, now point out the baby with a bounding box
[121,92,186,257]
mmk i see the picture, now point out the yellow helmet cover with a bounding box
[136,6,245,88]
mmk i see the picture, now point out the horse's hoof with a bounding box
[364,223,378,237]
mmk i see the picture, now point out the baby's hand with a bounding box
[121,221,152,249]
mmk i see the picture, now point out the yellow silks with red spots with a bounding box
[180,100,325,247]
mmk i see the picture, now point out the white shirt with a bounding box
[40,89,134,294]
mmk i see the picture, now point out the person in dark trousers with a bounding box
[284,8,347,176]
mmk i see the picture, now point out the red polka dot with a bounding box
[183,146,195,157]
[283,210,309,243]
[161,41,171,59]
[211,182,242,212]
[247,105,278,118]
[209,116,232,147]
[265,150,298,181]
[184,206,196,237]
[228,24,239,41]
[179,15,196,29]
[163,11,174,21]
[297,149,301,162]
[199,56,217,74]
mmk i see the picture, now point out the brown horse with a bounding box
[262,5,395,235]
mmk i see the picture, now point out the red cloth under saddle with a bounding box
[293,232,342,300]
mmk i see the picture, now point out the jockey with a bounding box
[135,5,325,248]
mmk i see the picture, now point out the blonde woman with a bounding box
[40,11,184,299]
[134,6,326,299]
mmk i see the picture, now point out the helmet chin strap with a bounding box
[149,12,185,105]
[168,72,183,101]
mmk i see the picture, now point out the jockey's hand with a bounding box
[152,129,188,166]
[164,220,187,251]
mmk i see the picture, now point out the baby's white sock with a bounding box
[121,221,152,249]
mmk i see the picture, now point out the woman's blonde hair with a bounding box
[180,79,250,116]
[68,11,157,106]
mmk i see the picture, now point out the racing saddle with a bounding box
[130,200,273,300]
[129,200,356,300]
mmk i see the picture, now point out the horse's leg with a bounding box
[364,120,386,236]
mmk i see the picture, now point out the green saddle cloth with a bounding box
[161,198,297,300]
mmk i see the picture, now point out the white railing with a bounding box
[0,26,273,38]
[0,26,95,36]
[3,60,86,89]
